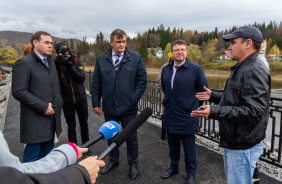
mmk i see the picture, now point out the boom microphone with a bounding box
[81,121,120,148]
[97,108,153,160]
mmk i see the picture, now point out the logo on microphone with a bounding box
[104,122,116,129]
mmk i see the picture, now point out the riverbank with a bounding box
[85,66,282,81]
[146,68,282,81]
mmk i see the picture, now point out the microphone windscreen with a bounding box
[113,108,152,146]
[98,121,120,140]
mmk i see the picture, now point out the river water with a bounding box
[147,73,282,90]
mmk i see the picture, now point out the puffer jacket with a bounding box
[209,53,271,150]
[91,48,147,116]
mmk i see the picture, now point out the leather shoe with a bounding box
[129,166,138,180]
[100,162,119,174]
[161,168,179,179]
[186,175,195,184]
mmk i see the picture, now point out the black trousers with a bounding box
[104,113,138,166]
[167,133,197,176]
[63,99,89,145]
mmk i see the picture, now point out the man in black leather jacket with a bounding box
[191,26,271,184]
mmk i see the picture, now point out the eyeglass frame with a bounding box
[171,48,187,53]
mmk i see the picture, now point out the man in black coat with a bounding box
[54,43,89,147]
[12,31,62,163]
[191,26,270,184]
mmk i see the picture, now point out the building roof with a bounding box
[224,50,231,57]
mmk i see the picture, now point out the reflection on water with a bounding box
[147,73,282,90]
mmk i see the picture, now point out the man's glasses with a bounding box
[172,49,187,53]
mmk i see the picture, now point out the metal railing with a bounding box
[3,64,281,168]
[85,71,282,168]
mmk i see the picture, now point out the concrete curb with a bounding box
[0,74,11,132]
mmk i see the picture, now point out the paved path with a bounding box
[3,93,281,184]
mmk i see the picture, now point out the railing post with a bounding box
[89,70,92,94]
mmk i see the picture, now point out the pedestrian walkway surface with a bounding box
[3,94,281,184]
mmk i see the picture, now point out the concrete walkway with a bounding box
[3,91,281,183]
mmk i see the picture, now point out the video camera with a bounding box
[56,45,77,66]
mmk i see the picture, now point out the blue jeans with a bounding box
[63,99,89,144]
[223,140,264,184]
[23,138,54,163]
[104,113,138,166]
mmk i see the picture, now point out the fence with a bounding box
[85,71,282,168]
[3,64,281,169]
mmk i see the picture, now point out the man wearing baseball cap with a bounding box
[191,26,271,184]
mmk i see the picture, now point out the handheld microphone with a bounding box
[81,121,120,148]
[97,108,153,160]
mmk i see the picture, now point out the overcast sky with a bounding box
[0,0,281,43]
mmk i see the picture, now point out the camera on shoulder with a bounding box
[55,44,77,66]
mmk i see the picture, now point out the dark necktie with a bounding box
[43,58,49,68]
[175,65,179,70]
[114,54,121,71]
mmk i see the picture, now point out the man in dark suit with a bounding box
[12,31,62,163]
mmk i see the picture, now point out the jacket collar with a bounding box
[231,52,257,70]
[168,58,190,69]
[105,47,131,63]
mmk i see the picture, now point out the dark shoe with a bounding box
[161,129,166,140]
[129,166,138,180]
[101,162,119,174]
[161,168,179,179]
[186,175,195,184]
[252,167,260,183]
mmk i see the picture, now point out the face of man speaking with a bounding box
[110,35,126,55]
[33,35,53,57]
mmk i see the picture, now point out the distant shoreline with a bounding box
[84,67,282,81]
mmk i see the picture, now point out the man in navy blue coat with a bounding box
[160,40,208,184]
[91,29,147,180]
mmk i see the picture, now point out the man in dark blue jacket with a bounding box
[91,29,147,180]
[161,40,208,184]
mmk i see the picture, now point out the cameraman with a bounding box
[54,43,90,152]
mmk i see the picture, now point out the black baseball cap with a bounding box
[222,26,263,43]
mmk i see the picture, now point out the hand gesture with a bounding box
[195,86,211,101]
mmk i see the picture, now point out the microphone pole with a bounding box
[98,107,153,160]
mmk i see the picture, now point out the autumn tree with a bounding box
[147,33,160,48]
[268,44,280,65]
[0,46,18,62]
[202,39,217,63]
[187,44,202,64]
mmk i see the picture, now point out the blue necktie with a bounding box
[114,54,121,71]
[43,58,49,68]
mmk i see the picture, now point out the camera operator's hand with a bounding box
[55,55,65,66]
[65,60,73,70]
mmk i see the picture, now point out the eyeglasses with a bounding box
[172,49,187,53]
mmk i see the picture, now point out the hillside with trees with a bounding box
[0,21,281,69]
